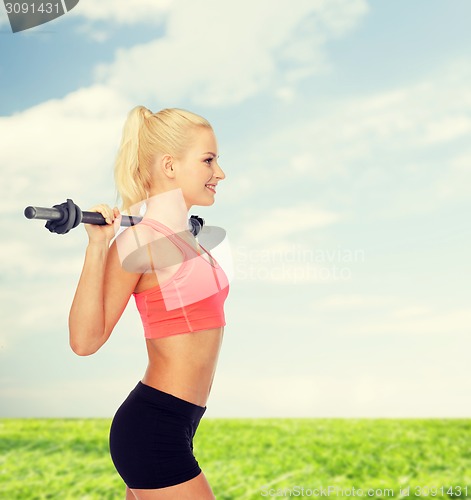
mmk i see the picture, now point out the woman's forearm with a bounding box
[68,241,110,356]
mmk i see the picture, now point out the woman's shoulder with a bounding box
[114,222,184,274]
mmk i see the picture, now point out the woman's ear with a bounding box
[161,154,175,178]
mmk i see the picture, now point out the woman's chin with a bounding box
[200,194,216,206]
[191,198,215,207]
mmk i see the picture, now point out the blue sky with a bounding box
[1,0,470,418]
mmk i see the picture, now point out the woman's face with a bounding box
[175,127,226,209]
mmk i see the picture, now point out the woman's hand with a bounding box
[85,204,121,245]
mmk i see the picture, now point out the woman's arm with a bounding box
[68,205,144,356]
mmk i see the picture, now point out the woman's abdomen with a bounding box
[142,327,224,407]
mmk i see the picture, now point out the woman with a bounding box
[68,106,229,499]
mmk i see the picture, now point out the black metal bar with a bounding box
[24,200,228,260]
[24,205,142,227]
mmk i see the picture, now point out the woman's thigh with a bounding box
[130,471,215,500]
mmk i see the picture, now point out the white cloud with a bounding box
[0,84,132,325]
[274,87,297,103]
[209,371,471,417]
[392,306,432,319]
[94,0,368,106]
[241,203,340,243]
[0,374,143,417]
[316,293,395,310]
[228,205,344,284]
[345,307,471,337]
[0,240,84,279]
[70,0,173,24]
[0,0,171,36]
[420,115,471,145]
[244,58,471,215]
[0,84,131,215]
[232,246,351,285]
[451,150,471,172]
[312,294,470,337]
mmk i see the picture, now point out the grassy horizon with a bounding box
[1,418,470,499]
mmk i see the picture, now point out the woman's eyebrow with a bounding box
[202,151,219,158]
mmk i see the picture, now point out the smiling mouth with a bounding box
[205,184,216,193]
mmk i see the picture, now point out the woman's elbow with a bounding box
[70,342,96,356]
[69,336,101,356]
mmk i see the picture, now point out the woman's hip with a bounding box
[108,381,207,489]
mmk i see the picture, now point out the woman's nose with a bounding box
[215,162,226,180]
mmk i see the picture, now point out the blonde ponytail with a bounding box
[113,105,212,215]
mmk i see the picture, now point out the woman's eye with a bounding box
[204,158,213,164]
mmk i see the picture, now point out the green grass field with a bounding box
[1,418,470,499]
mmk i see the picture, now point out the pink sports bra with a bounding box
[133,218,230,339]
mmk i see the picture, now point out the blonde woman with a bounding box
[69,106,229,499]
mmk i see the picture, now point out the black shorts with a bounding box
[109,381,207,489]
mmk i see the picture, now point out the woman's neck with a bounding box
[143,188,190,233]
